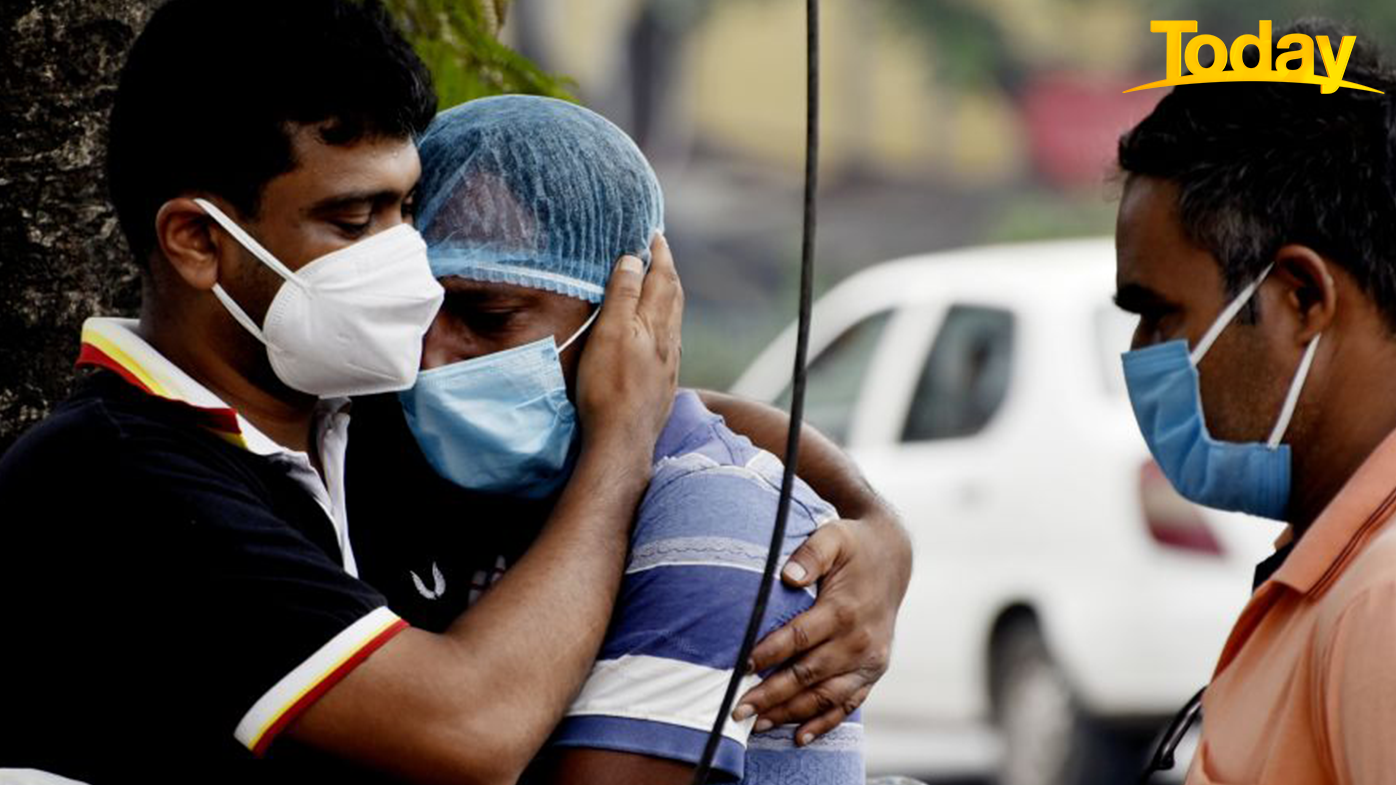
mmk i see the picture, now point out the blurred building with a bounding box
[504,0,1167,388]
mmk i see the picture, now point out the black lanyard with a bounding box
[1139,686,1206,784]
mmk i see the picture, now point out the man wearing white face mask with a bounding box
[0,2,682,783]
[0,3,910,784]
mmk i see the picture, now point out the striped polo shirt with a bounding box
[549,390,866,783]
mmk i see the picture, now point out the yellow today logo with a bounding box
[1126,21,1384,95]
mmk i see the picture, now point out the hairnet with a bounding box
[415,95,665,303]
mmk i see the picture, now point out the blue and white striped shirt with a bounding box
[549,390,865,783]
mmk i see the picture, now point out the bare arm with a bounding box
[698,390,913,742]
[286,239,684,785]
[536,749,692,785]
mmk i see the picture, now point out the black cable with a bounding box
[689,0,819,782]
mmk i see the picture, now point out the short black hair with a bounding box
[1118,19,1396,327]
[106,0,436,262]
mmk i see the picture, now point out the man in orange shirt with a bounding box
[1113,21,1396,785]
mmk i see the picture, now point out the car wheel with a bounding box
[992,617,1151,785]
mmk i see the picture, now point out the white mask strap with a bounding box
[1190,263,1274,365]
[557,306,602,354]
[192,197,307,291]
[211,284,268,343]
[1266,332,1321,449]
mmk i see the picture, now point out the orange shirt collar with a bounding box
[1270,427,1396,595]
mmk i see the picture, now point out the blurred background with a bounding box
[457,2,1371,783]
[3,0,1389,782]
[473,0,1396,391]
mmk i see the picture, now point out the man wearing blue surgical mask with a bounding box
[346,96,885,784]
[1114,21,1396,784]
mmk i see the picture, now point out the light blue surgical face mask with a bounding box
[1122,265,1321,521]
[400,308,600,499]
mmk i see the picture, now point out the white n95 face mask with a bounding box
[194,198,445,398]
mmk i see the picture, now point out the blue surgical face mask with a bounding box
[400,308,599,499]
[1121,265,1321,520]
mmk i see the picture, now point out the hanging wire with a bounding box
[689,0,820,781]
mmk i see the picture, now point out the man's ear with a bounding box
[1270,244,1337,345]
[154,197,225,291]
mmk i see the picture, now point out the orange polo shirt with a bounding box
[1187,428,1396,785]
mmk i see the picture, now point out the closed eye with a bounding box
[442,296,524,335]
[466,310,519,333]
[333,218,373,238]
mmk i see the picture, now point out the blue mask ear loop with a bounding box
[1186,262,1321,451]
[1266,333,1321,449]
[1188,264,1273,365]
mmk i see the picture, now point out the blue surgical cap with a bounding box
[415,95,665,303]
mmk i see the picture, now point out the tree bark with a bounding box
[0,0,157,455]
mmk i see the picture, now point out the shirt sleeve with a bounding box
[152,447,412,758]
[1323,581,1396,785]
[6,419,408,762]
[548,461,826,782]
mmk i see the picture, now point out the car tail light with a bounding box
[1138,460,1224,556]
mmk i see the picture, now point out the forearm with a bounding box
[289,441,648,785]
[536,749,693,785]
[439,439,648,770]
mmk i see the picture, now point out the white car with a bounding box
[731,239,1283,785]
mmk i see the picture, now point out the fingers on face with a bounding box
[639,235,683,360]
[601,255,645,319]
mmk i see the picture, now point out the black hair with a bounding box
[106,0,436,262]
[1118,19,1396,327]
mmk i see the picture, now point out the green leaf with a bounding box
[378,0,576,110]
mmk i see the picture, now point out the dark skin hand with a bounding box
[425,272,911,783]
[536,403,908,784]
[151,125,684,785]
[697,389,908,739]
[1114,175,1396,536]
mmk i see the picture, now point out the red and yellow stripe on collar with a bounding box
[77,321,249,448]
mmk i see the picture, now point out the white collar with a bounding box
[78,317,349,458]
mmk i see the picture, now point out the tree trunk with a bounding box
[0,0,550,455]
[0,0,157,455]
